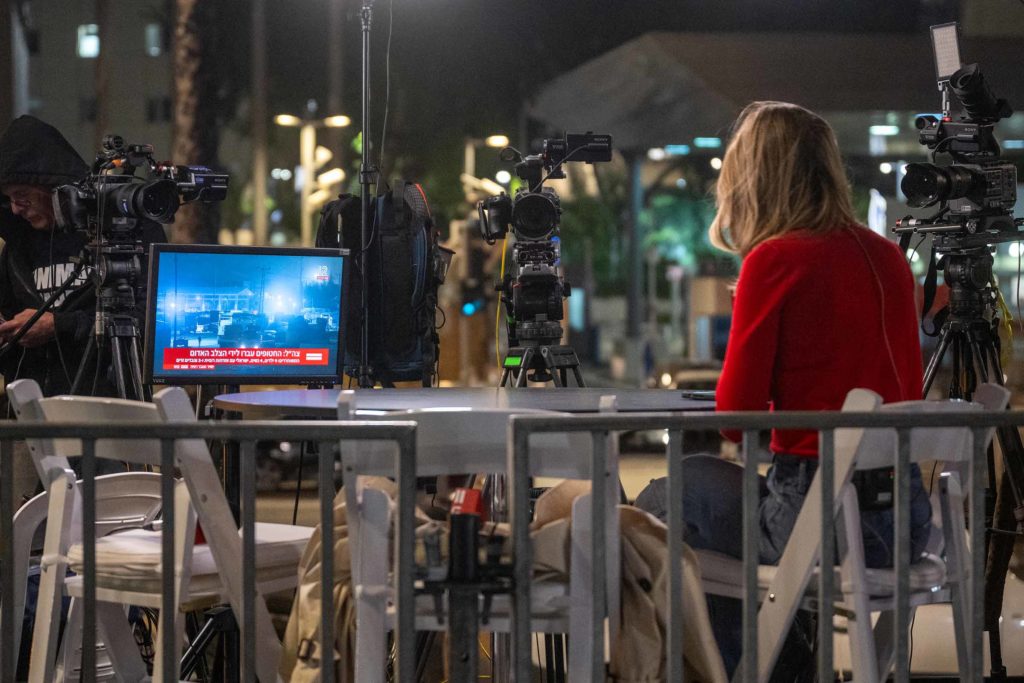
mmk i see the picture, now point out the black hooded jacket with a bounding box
[0,116,165,397]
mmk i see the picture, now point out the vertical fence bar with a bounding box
[160,437,176,682]
[741,430,759,683]
[395,429,417,682]
[817,429,835,680]
[590,430,608,682]
[894,428,911,683]
[82,437,97,682]
[666,430,685,683]
[239,439,257,683]
[969,428,986,680]
[318,440,335,683]
[1,438,15,683]
[509,420,532,682]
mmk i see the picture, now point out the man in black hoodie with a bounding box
[0,116,167,502]
[0,116,165,403]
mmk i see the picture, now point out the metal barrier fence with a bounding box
[4,409,1024,682]
[0,420,417,683]
[508,408,1024,683]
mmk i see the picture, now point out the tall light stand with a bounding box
[357,0,375,388]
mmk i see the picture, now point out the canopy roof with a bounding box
[529,31,1024,155]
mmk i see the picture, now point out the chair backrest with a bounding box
[7,379,163,472]
[152,386,285,681]
[7,378,66,481]
[851,383,1009,470]
[343,405,595,479]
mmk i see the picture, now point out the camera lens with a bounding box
[512,192,558,240]
[901,162,979,208]
[106,179,180,223]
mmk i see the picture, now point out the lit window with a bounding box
[77,24,99,59]
[145,23,163,57]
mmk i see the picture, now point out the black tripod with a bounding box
[68,236,148,401]
[920,246,1024,678]
[0,237,148,401]
[498,316,584,388]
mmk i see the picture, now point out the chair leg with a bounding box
[95,603,147,682]
[939,474,972,681]
[28,473,75,683]
[871,608,912,681]
[354,487,390,683]
[52,597,80,683]
[568,494,595,681]
[843,590,879,683]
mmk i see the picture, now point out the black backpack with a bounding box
[315,181,452,386]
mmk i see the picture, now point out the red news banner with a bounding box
[163,348,330,371]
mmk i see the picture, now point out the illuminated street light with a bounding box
[274,114,302,127]
[324,115,351,128]
[275,104,351,245]
[464,133,510,198]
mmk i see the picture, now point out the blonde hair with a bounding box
[709,101,857,256]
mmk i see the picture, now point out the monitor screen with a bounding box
[145,244,348,385]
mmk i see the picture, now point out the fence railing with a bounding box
[0,420,417,683]
[4,408,1024,682]
[508,409,1024,683]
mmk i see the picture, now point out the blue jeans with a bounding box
[634,454,933,676]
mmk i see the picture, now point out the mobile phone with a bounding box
[680,389,716,401]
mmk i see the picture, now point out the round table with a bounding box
[212,387,713,418]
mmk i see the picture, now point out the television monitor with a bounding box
[145,244,348,385]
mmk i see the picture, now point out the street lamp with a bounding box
[462,134,510,196]
[275,107,352,245]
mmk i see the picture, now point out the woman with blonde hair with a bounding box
[636,102,932,676]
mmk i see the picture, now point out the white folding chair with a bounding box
[8,379,313,683]
[338,396,621,682]
[694,384,1007,682]
[2,471,162,678]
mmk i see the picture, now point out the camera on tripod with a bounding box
[476,132,611,386]
[46,134,228,400]
[894,26,1020,248]
[51,134,228,238]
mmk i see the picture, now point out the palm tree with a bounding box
[171,0,221,244]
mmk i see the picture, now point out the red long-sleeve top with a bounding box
[715,225,923,456]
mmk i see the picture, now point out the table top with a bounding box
[212,387,714,419]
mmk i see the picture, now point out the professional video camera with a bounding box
[52,134,228,237]
[44,134,228,400]
[477,133,611,342]
[894,27,1019,250]
[477,132,611,386]
[893,25,1024,676]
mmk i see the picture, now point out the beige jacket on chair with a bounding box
[280,479,726,682]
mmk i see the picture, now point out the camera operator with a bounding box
[0,116,165,500]
[635,101,932,677]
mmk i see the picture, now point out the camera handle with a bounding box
[0,259,88,359]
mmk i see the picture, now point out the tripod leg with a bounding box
[516,349,533,388]
[967,329,989,384]
[572,365,585,388]
[127,336,146,401]
[924,326,954,397]
[984,474,1015,679]
[110,337,128,400]
[950,335,964,399]
[546,351,563,388]
[70,334,97,395]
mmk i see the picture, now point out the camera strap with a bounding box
[920,243,946,337]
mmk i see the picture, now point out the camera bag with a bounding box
[315,181,450,386]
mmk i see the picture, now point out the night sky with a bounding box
[259,0,960,207]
